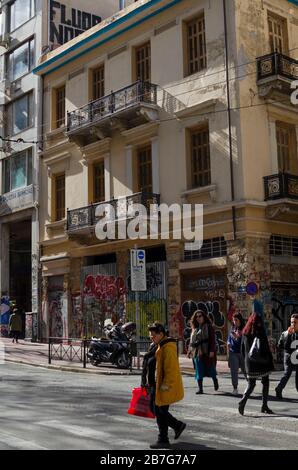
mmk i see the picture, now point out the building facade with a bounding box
[0,0,132,337]
[34,0,298,354]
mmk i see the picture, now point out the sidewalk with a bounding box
[0,338,230,375]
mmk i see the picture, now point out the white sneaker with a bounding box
[233,388,238,395]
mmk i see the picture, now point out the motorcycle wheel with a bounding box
[115,351,131,369]
[88,349,101,367]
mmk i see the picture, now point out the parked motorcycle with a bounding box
[87,321,136,369]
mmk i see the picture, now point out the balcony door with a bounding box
[268,13,289,54]
[276,122,298,175]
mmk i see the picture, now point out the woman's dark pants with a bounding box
[150,389,182,443]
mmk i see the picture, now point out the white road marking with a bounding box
[0,431,48,450]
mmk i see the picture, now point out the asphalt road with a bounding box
[0,363,297,450]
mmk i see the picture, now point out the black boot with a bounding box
[213,378,219,391]
[261,377,273,414]
[238,379,256,416]
[238,397,247,416]
[196,379,203,394]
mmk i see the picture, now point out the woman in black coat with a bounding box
[239,312,274,415]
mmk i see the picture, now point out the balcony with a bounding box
[67,192,160,242]
[256,52,298,99]
[264,173,298,221]
[66,81,158,146]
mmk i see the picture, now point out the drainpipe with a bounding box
[119,0,126,10]
[35,73,44,341]
[223,0,237,241]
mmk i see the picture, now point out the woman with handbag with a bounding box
[189,310,219,394]
[238,312,274,415]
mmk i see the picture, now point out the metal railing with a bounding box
[48,337,182,371]
[270,235,298,257]
[67,81,158,133]
[264,172,298,200]
[257,52,298,81]
[184,237,227,261]
[67,191,160,232]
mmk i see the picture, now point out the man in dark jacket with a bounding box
[275,314,298,399]
[9,308,22,343]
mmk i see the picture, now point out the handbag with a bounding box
[128,387,155,419]
[248,337,269,364]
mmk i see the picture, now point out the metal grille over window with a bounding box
[270,236,298,257]
[184,237,227,261]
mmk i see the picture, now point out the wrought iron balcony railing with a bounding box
[257,52,298,82]
[67,81,157,133]
[67,192,160,232]
[264,173,298,200]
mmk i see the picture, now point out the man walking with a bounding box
[275,314,298,399]
[148,322,186,449]
[9,308,22,343]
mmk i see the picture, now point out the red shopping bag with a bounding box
[128,387,155,419]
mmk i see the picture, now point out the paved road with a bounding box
[0,363,297,450]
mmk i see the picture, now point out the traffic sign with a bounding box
[130,249,147,291]
[246,282,258,296]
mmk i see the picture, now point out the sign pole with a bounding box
[134,244,140,368]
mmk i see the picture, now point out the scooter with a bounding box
[87,322,136,369]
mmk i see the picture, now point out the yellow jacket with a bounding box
[155,338,184,407]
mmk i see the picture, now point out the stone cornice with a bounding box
[121,122,159,146]
[81,138,111,162]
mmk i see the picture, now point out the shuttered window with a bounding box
[55,85,65,128]
[92,65,105,101]
[268,14,288,54]
[138,146,152,193]
[93,161,105,203]
[186,15,207,75]
[54,174,65,221]
[191,126,211,188]
[135,42,151,82]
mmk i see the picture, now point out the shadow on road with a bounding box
[171,441,216,450]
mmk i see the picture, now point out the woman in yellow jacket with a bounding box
[148,322,185,449]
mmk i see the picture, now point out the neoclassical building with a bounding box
[34,0,298,354]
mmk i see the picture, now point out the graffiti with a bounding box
[272,288,298,341]
[49,296,64,338]
[126,298,167,339]
[183,276,226,292]
[71,295,83,339]
[83,275,126,300]
[82,274,126,337]
[127,266,163,292]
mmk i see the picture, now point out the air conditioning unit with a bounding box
[0,33,11,49]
